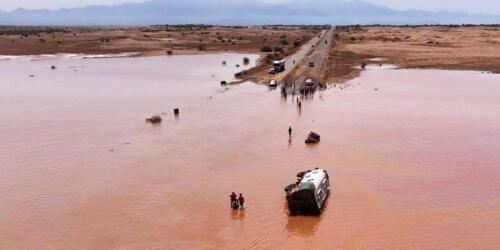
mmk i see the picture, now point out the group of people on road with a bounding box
[229,192,245,210]
[281,82,317,99]
[300,85,317,96]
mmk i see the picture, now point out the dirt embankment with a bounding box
[0,25,320,57]
[327,26,500,83]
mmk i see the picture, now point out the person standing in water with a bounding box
[229,192,237,207]
[288,126,293,138]
[238,193,245,209]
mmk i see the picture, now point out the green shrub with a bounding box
[197,44,206,51]
[273,47,284,53]
[261,46,273,52]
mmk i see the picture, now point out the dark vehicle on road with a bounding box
[284,168,330,215]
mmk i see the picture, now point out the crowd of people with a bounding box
[280,81,317,99]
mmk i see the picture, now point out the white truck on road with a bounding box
[273,60,286,73]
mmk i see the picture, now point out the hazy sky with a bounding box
[1,0,499,15]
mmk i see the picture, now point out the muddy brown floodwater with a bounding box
[1,55,500,249]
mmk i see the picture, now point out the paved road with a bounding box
[273,29,327,82]
[281,30,327,77]
[293,27,335,86]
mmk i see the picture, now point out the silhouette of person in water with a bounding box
[238,193,245,209]
[288,126,293,138]
[229,192,237,207]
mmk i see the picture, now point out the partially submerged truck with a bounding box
[284,168,330,215]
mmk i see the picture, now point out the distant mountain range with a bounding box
[0,0,499,26]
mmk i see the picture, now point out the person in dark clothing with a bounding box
[229,192,238,207]
[288,126,293,138]
[238,193,245,209]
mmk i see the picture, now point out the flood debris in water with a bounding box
[145,115,162,124]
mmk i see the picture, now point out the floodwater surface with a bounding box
[1,55,500,249]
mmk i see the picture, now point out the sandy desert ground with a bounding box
[0,25,320,57]
[328,25,500,82]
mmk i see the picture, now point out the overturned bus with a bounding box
[284,168,330,215]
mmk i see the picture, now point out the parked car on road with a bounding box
[305,79,315,86]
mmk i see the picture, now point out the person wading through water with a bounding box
[238,193,245,209]
[229,192,238,209]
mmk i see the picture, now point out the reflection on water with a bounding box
[285,215,322,237]
[230,209,246,221]
[1,54,500,249]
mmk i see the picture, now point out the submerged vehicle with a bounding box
[305,131,320,144]
[146,115,162,124]
[284,168,330,215]
[268,80,278,88]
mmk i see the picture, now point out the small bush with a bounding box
[166,50,173,55]
[264,53,282,63]
[261,46,273,52]
[197,44,206,51]
[242,57,250,65]
[294,41,301,47]
[273,47,284,53]
[280,39,289,46]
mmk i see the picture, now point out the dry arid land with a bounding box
[0,25,321,57]
[328,25,500,83]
